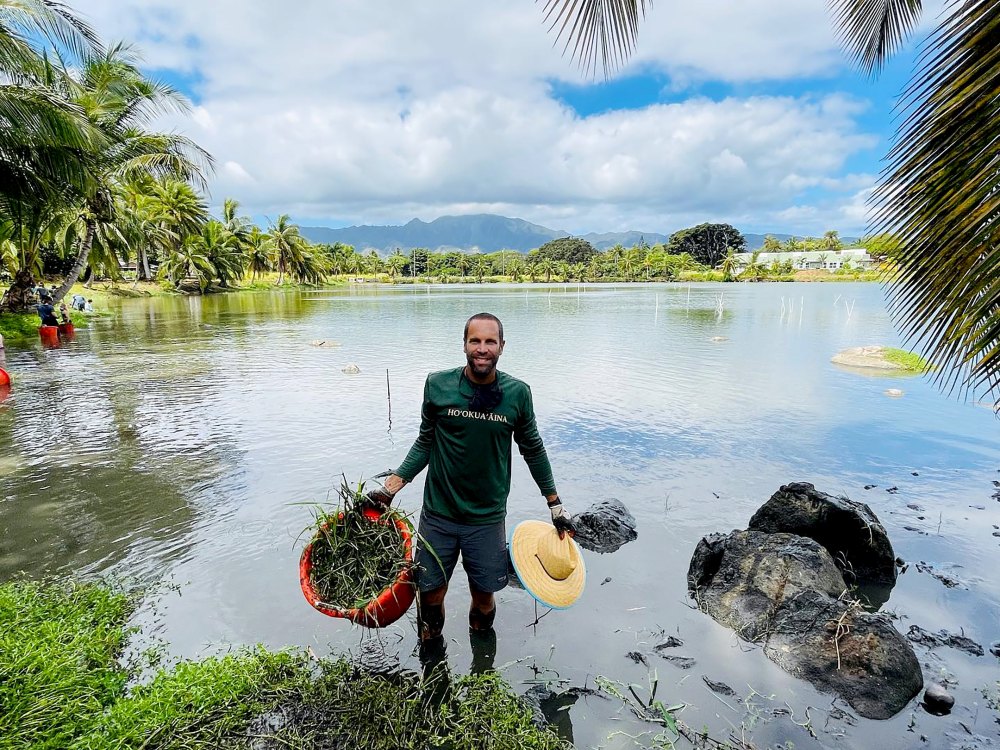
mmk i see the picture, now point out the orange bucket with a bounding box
[0,368,9,387]
[38,326,59,348]
[299,507,415,628]
[58,322,75,340]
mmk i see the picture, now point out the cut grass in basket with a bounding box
[306,478,413,610]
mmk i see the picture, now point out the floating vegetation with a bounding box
[305,479,412,610]
[0,578,568,750]
[882,347,932,372]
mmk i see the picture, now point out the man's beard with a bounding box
[466,351,498,378]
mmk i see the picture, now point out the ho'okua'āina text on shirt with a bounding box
[395,366,556,525]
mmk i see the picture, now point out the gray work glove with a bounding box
[548,499,576,539]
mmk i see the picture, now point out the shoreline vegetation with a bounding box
[0,267,879,345]
[0,578,570,750]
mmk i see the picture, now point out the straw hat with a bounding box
[509,520,586,609]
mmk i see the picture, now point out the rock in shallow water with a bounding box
[572,498,637,553]
[688,527,922,719]
[906,625,984,656]
[748,482,898,586]
[922,683,955,715]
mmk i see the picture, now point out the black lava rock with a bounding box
[922,683,955,715]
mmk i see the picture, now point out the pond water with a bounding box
[1,282,998,749]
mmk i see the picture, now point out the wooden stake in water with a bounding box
[386,369,392,433]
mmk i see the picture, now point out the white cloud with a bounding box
[73,0,887,234]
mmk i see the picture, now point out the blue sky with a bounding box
[79,0,937,238]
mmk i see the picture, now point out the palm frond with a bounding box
[0,0,102,69]
[870,0,1000,396]
[830,0,923,74]
[540,0,650,78]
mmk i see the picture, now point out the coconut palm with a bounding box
[245,226,270,281]
[158,234,215,290]
[264,214,307,285]
[763,235,782,252]
[537,257,556,283]
[471,256,489,283]
[139,178,209,282]
[507,257,524,282]
[741,251,767,282]
[201,220,245,287]
[289,246,326,285]
[0,0,104,229]
[40,44,211,303]
[719,249,739,282]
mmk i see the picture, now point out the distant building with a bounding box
[736,248,874,270]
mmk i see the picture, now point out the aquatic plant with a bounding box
[0,578,570,749]
[305,479,412,610]
[882,347,932,372]
[0,579,135,748]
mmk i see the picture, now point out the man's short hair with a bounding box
[464,312,504,342]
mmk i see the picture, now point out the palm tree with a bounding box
[142,179,209,279]
[158,234,215,290]
[621,247,641,281]
[719,250,739,282]
[472,256,488,283]
[386,251,407,279]
[527,257,539,282]
[200,220,244,287]
[245,226,270,281]
[741,251,767,282]
[264,215,307,285]
[507,257,524,282]
[46,43,210,303]
[822,230,842,253]
[289,246,326,285]
[220,199,253,257]
[538,257,556,283]
[0,0,104,241]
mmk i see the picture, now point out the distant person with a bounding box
[71,294,86,311]
[34,284,47,302]
[36,296,58,327]
[58,303,70,324]
[85,299,94,313]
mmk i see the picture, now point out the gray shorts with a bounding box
[415,510,509,593]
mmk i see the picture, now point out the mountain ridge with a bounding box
[299,214,849,253]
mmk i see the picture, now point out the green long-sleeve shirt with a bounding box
[395,366,557,525]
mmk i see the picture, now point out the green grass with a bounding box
[0,579,568,750]
[0,310,94,345]
[883,347,932,372]
[0,312,45,343]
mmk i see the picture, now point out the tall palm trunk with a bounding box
[51,218,96,304]
[137,243,152,281]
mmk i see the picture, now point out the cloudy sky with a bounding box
[77,0,941,236]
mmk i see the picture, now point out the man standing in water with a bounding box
[378,312,573,654]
